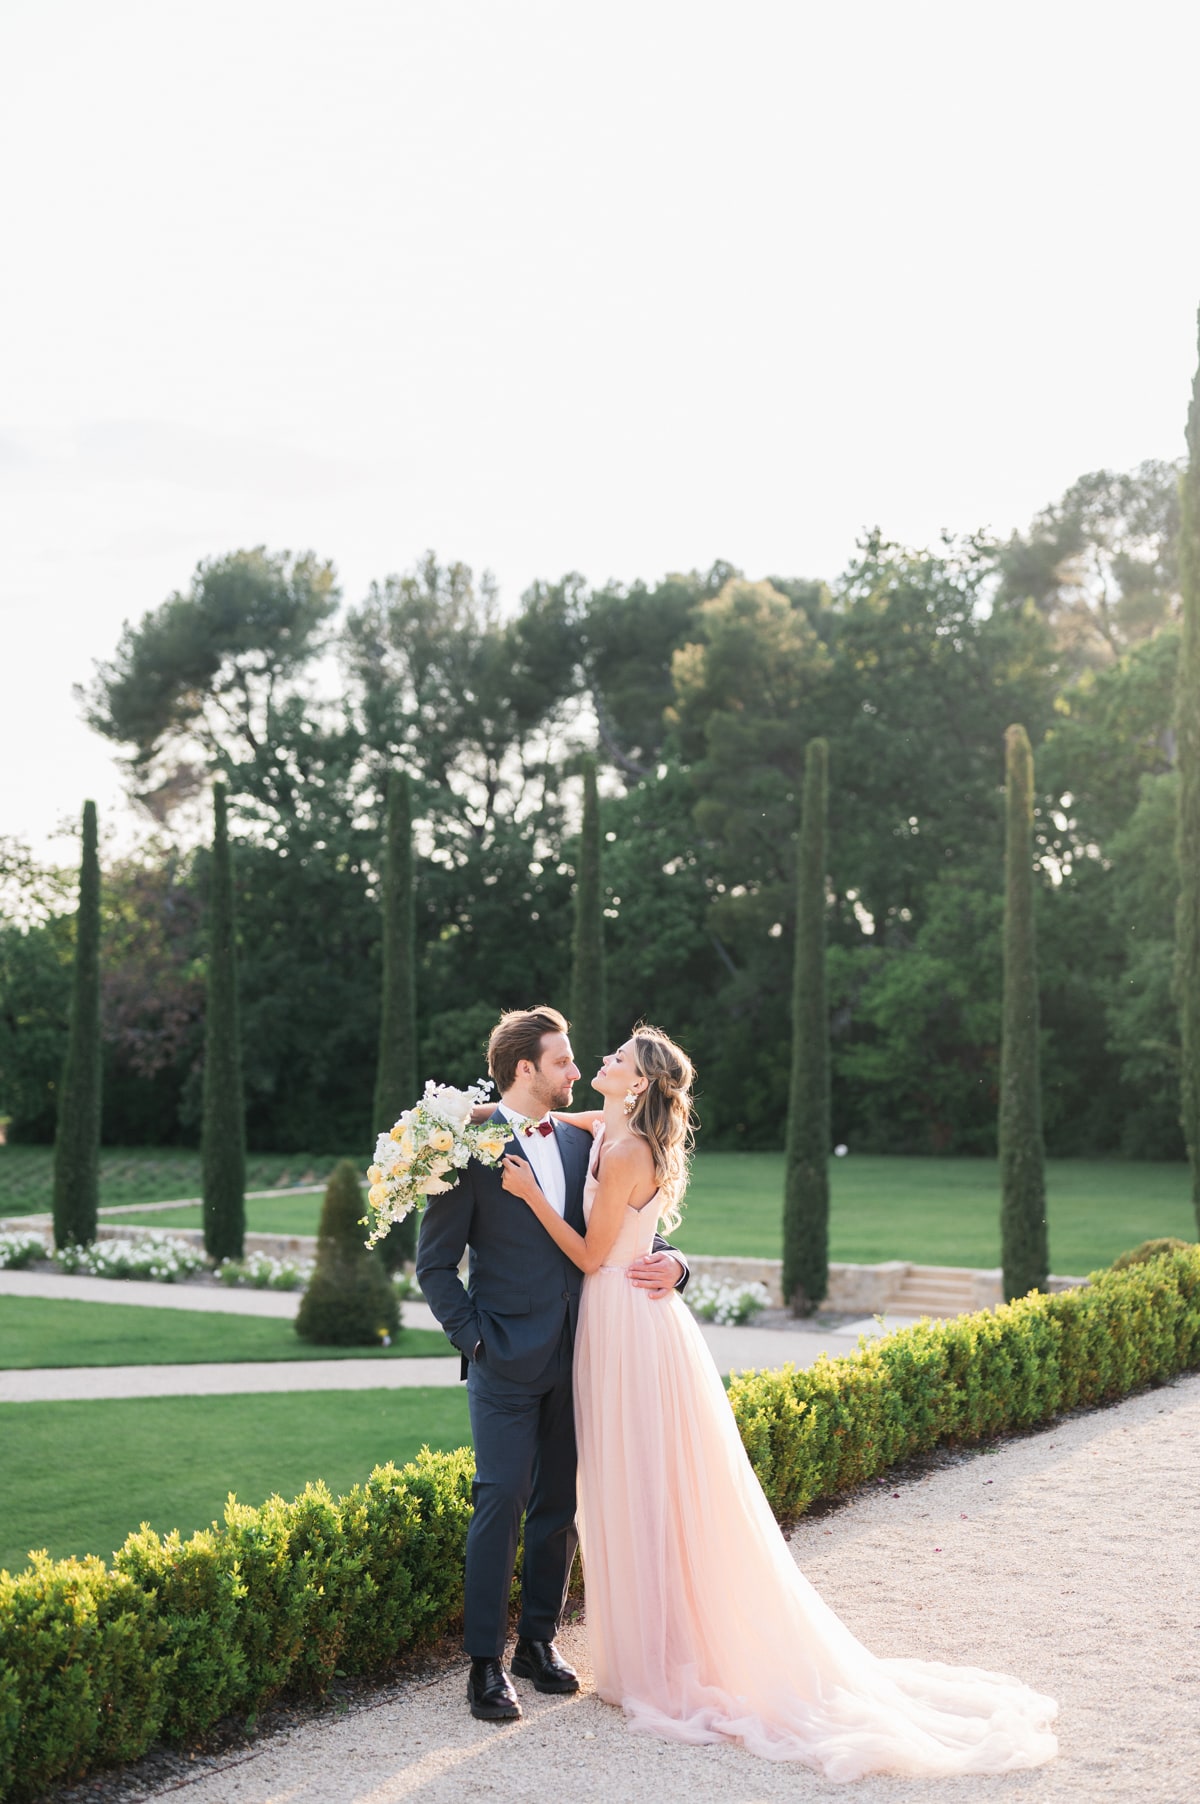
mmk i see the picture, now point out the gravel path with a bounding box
[145,1372,1199,1804]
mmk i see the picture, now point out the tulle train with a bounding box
[573,1264,1057,1782]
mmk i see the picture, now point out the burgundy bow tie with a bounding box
[523,1119,554,1137]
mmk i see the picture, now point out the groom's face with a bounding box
[530,1032,580,1110]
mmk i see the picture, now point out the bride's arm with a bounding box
[499,1144,641,1274]
[549,1108,603,1130]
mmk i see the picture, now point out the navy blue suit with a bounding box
[416,1111,686,1657]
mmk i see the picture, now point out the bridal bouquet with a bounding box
[364,1080,513,1247]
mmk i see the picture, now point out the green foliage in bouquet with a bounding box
[295,1160,399,1346]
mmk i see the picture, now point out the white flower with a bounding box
[422,1083,476,1126]
[363,1078,500,1247]
[686,1276,771,1327]
[0,1231,50,1270]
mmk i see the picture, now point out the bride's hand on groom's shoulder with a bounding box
[469,1103,493,1123]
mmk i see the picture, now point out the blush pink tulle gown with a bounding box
[572,1126,1058,1782]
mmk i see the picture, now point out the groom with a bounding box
[416,1004,688,1721]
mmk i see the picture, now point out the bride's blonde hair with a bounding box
[625,1026,695,1233]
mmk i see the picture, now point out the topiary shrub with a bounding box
[1110,1237,1193,1271]
[295,1161,399,1347]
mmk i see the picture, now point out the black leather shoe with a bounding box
[467,1657,521,1721]
[511,1636,580,1694]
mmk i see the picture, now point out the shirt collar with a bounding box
[497,1101,551,1131]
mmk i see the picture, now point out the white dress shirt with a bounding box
[497,1101,567,1217]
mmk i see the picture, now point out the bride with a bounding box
[497,1025,1058,1782]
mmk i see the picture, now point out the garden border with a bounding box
[1,1247,1197,1802]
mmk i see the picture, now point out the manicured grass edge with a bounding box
[2,1250,1199,1801]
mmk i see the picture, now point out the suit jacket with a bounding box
[415,1111,688,1384]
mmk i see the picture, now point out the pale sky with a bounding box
[3,0,1199,862]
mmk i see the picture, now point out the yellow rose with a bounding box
[478,1136,506,1160]
[417,1174,454,1196]
[368,1183,387,1209]
[429,1155,453,1176]
[429,1128,454,1153]
[389,1126,404,1142]
[367,1165,382,1184]
[399,1128,415,1159]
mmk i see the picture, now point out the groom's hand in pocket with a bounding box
[627,1251,684,1299]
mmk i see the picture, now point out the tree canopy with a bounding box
[2,459,1187,1163]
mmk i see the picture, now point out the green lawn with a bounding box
[685,1153,1196,1273]
[0,1296,453,1368]
[101,1196,330,1234]
[97,1151,1197,1274]
[6,1140,1195,1272]
[0,1144,349,1217]
[0,1388,473,1574]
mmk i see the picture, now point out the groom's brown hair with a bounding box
[488,1005,570,1093]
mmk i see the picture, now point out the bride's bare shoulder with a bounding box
[598,1133,655,1179]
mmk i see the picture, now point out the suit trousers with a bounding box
[464,1321,578,1658]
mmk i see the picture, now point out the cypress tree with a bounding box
[782,738,830,1315]
[570,755,607,1088]
[1177,310,1200,1238]
[296,1160,400,1346]
[373,770,419,1269]
[52,800,102,1249]
[202,781,246,1262]
[999,723,1050,1300]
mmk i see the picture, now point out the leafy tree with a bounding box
[581,568,725,779]
[100,852,205,1144]
[599,768,715,1078]
[1000,726,1049,1300]
[373,771,419,1267]
[1102,773,1182,1157]
[997,460,1182,675]
[343,554,580,838]
[783,739,830,1315]
[1177,315,1200,1235]
[828,869,1004,1155]
[81,547,340,816]
[295,1160,399,1345]
[202,783,245,1261]
[569,756,607,1084]
[0,843,73,1141]
[662,541,1056,1150]
[1038,628,1179,855]
[52,803,103,1247]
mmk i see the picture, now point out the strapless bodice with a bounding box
[582,1123,659,1267]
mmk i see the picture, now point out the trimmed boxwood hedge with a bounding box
[2,1249,1198,1801]
[729,1246,1200,1520]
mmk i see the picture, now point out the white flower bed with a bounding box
[216,1251,314,1292]
[0,1230,50,1270]
[685,1275,772,1326]
[54,1231,208,1283]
